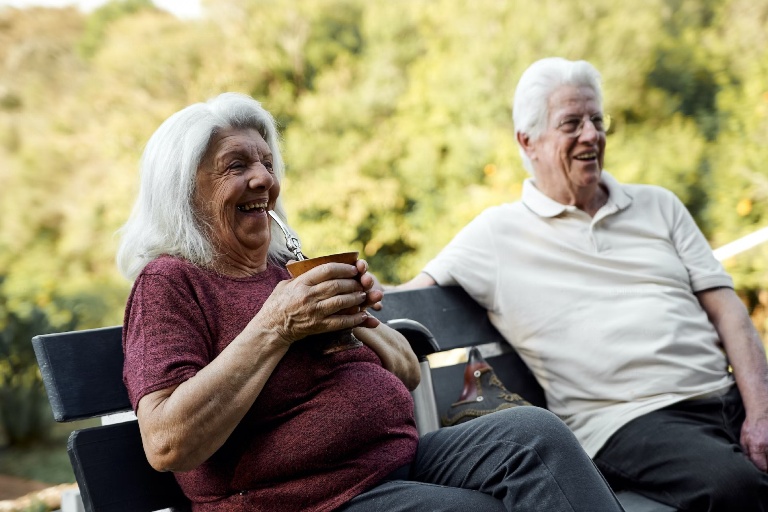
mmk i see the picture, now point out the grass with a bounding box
[0,418,99,484]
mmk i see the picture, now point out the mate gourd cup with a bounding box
[287,251,363,354]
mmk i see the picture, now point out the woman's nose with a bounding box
[247,163,274,189]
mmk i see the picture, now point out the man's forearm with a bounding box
[390,272,437,291]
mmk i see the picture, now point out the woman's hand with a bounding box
[355,259,385,318]
[258,262,371,345]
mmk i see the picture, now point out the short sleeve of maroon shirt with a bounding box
[123,255,418,512]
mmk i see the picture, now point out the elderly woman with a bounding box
[116,92,623,512]
[398,57,768,511]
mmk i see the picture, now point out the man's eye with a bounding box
[591,116,604,130]
[559,119,581,133]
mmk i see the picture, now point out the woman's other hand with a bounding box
[353,324,420,390]
[356,259,384,313]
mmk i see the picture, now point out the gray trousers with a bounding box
[339,406,624,511]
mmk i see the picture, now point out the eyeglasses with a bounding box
[555,113,612,137]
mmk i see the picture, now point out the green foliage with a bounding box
[0,420,97,485]
[0,0,766,324]
[0,284,75,446]
[77,0,157,58]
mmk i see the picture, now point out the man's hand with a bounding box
[742,408,768,471]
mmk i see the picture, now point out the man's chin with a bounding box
[570,165,601,184]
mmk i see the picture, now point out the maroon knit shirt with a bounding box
[122,255,418,512]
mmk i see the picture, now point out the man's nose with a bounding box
[578,118,600,141]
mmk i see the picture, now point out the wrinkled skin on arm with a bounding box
[698,287,768,472]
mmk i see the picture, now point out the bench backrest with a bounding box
[32,327,190,512]
[373,286,547,413]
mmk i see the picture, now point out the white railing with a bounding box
[713,226,768,261]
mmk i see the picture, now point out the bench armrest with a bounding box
[385,319,439,359]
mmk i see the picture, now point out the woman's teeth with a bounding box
[574,152,597,160]
[237,202,268,212]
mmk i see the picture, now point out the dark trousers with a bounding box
[594,385,768,512]
[339,406,624,512]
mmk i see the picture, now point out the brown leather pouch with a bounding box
[441,346,532,427]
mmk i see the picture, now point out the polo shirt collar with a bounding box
[521,170,632,218]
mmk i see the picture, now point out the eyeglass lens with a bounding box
[557,114,612,136]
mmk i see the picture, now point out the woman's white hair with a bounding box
[512,57,603,175]
[116,92,295,280]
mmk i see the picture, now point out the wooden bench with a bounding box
[32,285,674,512]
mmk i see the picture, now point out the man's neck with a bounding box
[535,180,609,218]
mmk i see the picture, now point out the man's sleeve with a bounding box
[422,209,500,311]
[667,191,734,292]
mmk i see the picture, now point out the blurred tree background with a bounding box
[1,0,767,449]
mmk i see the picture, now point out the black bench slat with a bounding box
[374,286,505,351]
[69,421,190,512]
[33,326,130,422]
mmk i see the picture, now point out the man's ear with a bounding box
[516,131,536,161]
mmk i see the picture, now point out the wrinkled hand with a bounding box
[259,262,371,345]
[742,410,768,472]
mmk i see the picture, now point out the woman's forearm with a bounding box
[137,322,290,472]
[354,324,421,390]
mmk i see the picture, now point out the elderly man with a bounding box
[396,57,768,511]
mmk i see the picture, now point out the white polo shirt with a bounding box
[423,172,735,457]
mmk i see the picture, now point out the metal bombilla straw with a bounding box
[269,209,363,354]
[268,210,307,261]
